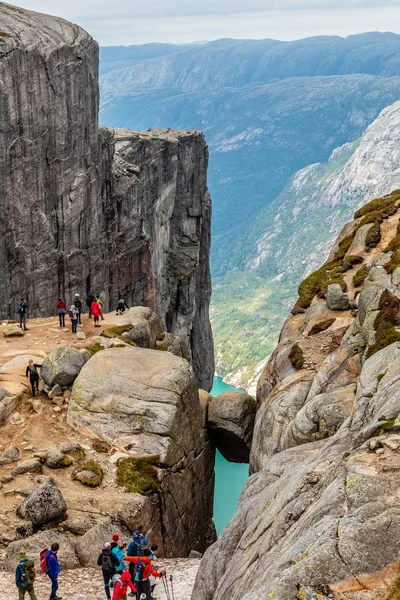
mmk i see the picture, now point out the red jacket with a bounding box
[124,556,163,580]
[112,572,137,599]
[56,300,66,310]
[91,301,101,317]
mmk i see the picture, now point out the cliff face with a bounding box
[193,191,400,599]
[0,4,213,390]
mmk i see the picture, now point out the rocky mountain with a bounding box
[98,34,400,388]
[213,100,400,388]
[0,3,213,390]
[193,190,400,599]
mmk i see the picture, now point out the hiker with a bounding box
[86,291,95,318]
[91,297,102,328]
[56,298,66,327]
[112,542,127,575]
[97,541,119,600]
[15,551,38,600]
[116,294,129,316]
[96,295,105,320]
[18,298,29,331]
[69,304,79,334]
[45,543,61,600]
[111,571,137,600]
[124,549,165,600]
[26,360,42,397]
[74,294,82,324]
[111,533,120,550]
[127,529,148,558]
[149,545,159,598]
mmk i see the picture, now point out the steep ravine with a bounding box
[193,190,400,599]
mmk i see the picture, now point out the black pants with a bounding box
[135,579,151,600]
[102,570,113,599]
[94,316,99,325]
[30,375,39,396]
[58,312,65,327]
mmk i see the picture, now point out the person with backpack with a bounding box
[56,299,66,328]
[96,295,105,320]
[91,297,102,327]
[86,291,95,318]
[18,298,29,331]
[43,543,61,600]
[74,294,82,324]
[98,541,120,599]
[26,360,42,397]
[127,529,147,558]
[69,304,79,334]
[124,549,165,600]
[111,533,120,551]
[111,571,137,600]
[112,542,127,575]
[15,551,38,600]
[116,294,129,316]
[149,545,159,598]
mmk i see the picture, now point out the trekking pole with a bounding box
[162,572,171,600]
[169,574,176,600]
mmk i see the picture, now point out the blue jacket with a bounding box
[15,558,33,588]
[112,546,126,571]
[46,550,60,579]
[127,535,147,557]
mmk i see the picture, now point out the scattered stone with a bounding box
[45,450,73,469]
[75,331,86,341]
[9,413,24,426]
[52,406,62,413]
[52,396,64,406]
[58,441,85,459]
[376,448,385,455]
[12,459,42,475]
[0,396,18,426]
[63,390,71,399]
[73,469,99,486]
[109,452,129,464]
[0,446,20,465]
[0,475,14,484]
[48,384,62,399]
[382,435,400,451]
[62,516,98,536]
[3,325,24,337]
[189,550,202,559]
[32,399,45,414]
[326,283,351,311]
[15,521,33,538]
[17,480,67,526]
[91,439,111,453]
[368,439,381,451]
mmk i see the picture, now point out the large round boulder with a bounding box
[75,523,126,567]
[208,391,256,463]
[41,347,85,387]
[68,346,200,466]
[120,307,163,348]
[17,479,67,526]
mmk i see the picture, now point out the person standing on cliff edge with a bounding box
[74,294,82,324]
[17,298,29,331]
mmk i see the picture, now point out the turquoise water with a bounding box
[211,377,249,535]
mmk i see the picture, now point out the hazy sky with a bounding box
[12,0,400,45]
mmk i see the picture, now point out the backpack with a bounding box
[101,553,114,573]
[109,574,121,589]
[134,558,146,582]
[21,559,36,586]
[40,549,48,574]
[69,310,74,319]
[18,302,25,315]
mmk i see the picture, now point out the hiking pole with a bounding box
[162,572,171,600]
[169,574,176,600]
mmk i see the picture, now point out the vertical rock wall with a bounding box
[0,5,213,390]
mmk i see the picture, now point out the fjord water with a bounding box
[211,377,249,535]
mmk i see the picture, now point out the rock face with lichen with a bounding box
[0,3,213,391]
[193,191,400,600]
[68,346,215,557]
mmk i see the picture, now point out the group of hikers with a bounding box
[15,529,170,600]
[17,293,130,334]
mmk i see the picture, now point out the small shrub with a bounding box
[353,265,369,288]
[365,221,381,249]
[102,324,134,339]
[87,343,104,356]
[117,456,160,495]
[367,290,400,358]
[74,460,104,487]
[341,254,363,272]
[289,343,305,370]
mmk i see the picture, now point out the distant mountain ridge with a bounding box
[99,33,400,388]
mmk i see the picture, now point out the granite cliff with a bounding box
[0,3,213,390]
[193,190,400,599]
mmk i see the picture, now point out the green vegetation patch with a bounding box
[102,324,134,338]
[367,290,400,358]
[74,460,104,487]
[117,456,160,495]
[354,191,400,219]
[295,262,347,311]
[87,343,104,356]
[289,343,305,370]
[341,254,363,271]
[384,220,400,274]
[353,264,370,288]
[385,575,400,600]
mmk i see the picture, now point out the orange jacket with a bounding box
[124,556,163,580]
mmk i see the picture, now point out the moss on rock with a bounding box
[102,324,134,339]
[289,343,305,370]
[87,344,104,356]
[353,264,370,288]
[117,456,160,495]
[367,289,400,358]
[73,460,103,487]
